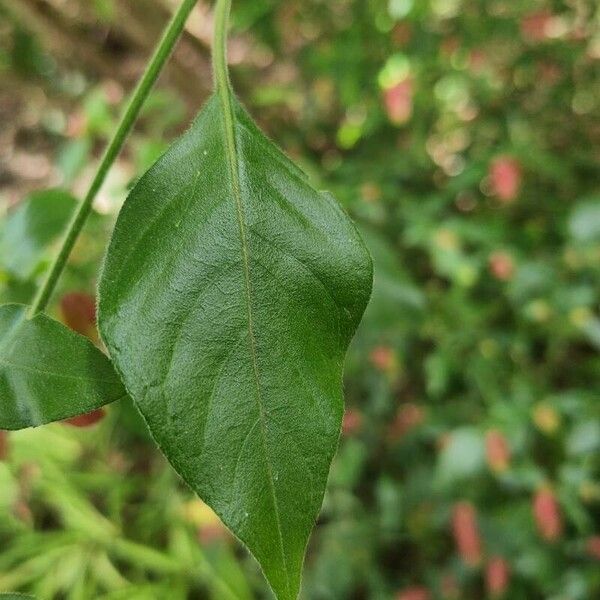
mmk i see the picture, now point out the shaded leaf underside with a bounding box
[99,94,372,599]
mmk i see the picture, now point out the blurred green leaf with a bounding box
[436,427,485,486]
[569,198,600,243]
[0,189,75,280]
[566,421,600,457]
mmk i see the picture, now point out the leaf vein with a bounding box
[0,358,120,385]
[197,329,248,453]
[251,227,343,317]
[218,86,291,593]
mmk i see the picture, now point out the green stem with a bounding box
[213,0,232,96]
[28,0,198,317]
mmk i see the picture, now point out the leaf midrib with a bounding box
[0,311,118,386]
[0,357,120,385]
[216,84,291,595]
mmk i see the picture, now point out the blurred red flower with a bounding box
[65,110,87,138]
[342,409,363,436]
[468,49,487,74]
[389,403,425,440]
[60,292,97,338]
[198,523,228,545]
[64,408,106,428]
[521,10,553,42]
[586,536,600,560]
[488,252,515,282]
[486,556,510,597]
[370,345,396,372]
[533,487,562,542]
[396,586,430,600]
[489,156,522,203]
[452,502,482,566]
[485,429,511,472]
[392,23,412,48]
[0,430,8,461]
[384,78,413,125]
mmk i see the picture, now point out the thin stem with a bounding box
[213,0,232,96]
[28,0,198,317]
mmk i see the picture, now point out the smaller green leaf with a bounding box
[0,189,75,280]
[436,427,485,486]
[569,197,600,243]
[0,304,125,430]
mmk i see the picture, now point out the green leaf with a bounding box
[98,93,372,599]
[0,189,75,280]
[436,427,485,486]
[0,304,125,430]
[569,196,600,243]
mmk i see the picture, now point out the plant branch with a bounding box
[213,0,232,96]
[28,0,198,317]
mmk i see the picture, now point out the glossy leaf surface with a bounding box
[0,304,125,430]
[98,93,372,599]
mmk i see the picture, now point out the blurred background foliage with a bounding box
[1,0,600,598]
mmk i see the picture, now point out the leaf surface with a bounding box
[0,304,125,430]
[98,94,372,599]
